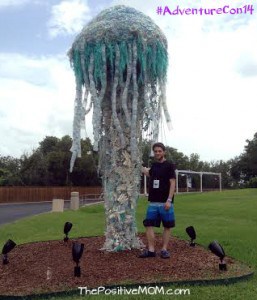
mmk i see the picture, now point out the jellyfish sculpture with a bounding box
[68,5,171,251]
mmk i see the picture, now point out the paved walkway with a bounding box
[0,200,102,227]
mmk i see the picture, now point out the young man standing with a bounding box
[140,142,176,259]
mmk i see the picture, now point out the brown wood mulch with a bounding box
[0,234,252,296]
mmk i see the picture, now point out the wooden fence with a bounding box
[0,186,103,203]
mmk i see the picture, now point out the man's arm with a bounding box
[164,178,176,210]
[168,178,176,200]
[141,166,150,177]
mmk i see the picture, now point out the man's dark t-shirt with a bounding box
[148,160,176,203]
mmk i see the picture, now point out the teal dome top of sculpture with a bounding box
[72,5,167,47]
[69,5,168,87]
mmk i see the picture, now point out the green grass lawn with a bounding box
[0,189,257,300]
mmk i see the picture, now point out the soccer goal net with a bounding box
[175,170,222,193]
[142,170,222,195]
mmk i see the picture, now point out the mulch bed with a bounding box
[0,234,253,297]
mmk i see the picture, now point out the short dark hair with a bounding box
[152,142,166,151]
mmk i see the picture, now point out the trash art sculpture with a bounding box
[69,5,171,251]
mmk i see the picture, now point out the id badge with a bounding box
[153,180,160,189]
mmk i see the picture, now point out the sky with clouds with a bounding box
[0,0,256,162]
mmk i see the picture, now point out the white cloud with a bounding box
[164,14,257,160]
[0,53,77,157]
[48,0,91,38]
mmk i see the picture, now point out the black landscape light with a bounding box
[2,239,16,265]
[72,242,84,277]
[63,222,73,242]
[186,226,196,247]
[208,241,227,271]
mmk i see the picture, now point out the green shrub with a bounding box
[249,177,257,188]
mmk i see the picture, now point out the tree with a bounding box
[0,155,22,186]
[166,147,190,170]
[20,150,47,185]
[229,133,257,186]
[19,135,100,186]
[39,136,59,155]
[45,135,72,186]
[70,138,100,186]
[207,160,231,189]
[239,133,257,180]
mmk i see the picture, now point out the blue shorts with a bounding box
[143,202,175,228]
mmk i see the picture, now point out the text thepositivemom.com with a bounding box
[78,286,191,296]
[156,5,254,16]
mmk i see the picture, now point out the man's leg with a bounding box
[160,204,175,258]
[143,204,160,252]
[139,205,160,257]
[162,227,171,251]
[146,226,155,252]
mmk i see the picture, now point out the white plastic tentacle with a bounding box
[143,76,155,132]
[160,78,172,130]
[121,43,132,127]
[88,54,101,151]
[111,44,126,148]
[94,44,107,146]
[70,77,83,172]
[130,40,139,164]
[80,51,91,115]
[80,52,93,116]
[152,95,161,143]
